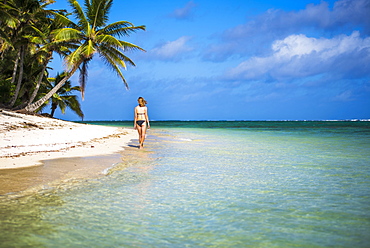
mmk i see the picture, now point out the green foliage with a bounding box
[0,0,145,116]
[38,72,84,119]
[0,80,13,105]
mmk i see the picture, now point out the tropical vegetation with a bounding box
[39,72,84,119]
[0,0,145,118]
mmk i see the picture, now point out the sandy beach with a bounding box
[0,110,136,170]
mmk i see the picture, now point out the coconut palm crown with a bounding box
[40,72,84,119]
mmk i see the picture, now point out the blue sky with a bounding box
[49,0,370,121]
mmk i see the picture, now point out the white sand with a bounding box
[0,110,136,169]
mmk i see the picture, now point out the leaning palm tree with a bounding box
[25,0,145,112]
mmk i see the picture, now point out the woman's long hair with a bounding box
[138,97,147,107]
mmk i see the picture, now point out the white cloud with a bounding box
[147,36,194,61]
[169,1,197,20]
[235,0,370,37]
[203,0,370,61]
[333,90,354,102]
[225,31,370,80]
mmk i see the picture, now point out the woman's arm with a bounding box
[134,107,137,129]
[145,107,150,129]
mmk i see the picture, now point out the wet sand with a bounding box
[0,154,123,196]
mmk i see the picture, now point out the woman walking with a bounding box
[134,97,150,149]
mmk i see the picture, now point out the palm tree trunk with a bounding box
[28,58,49,105]
[24,64,80,112]
[8,47,24,108]
[13,63,48,110]
[50,102,57,117]
[10,51,20,85]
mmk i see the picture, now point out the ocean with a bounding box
[0,121,369,247]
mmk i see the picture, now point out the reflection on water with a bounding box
[0,123,370,247]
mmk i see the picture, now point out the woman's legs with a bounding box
[140,124,147,148]
[136,124,142,148]
[136,123,147,149]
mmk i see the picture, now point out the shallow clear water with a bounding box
[1,121,369,247]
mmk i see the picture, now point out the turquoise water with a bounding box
[1,121,369,247]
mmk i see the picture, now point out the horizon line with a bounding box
[75,119,370,122]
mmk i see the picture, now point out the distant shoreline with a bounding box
[79,119,370,123]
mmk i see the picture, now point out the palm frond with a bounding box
[39,1,56,9]
[68,0,89,32]
[0,29,14,51]
[98,45,127,68]
[66,45,85,68]
[58,99,67,114]
[51,28,81,42]
[98,49,128,89]
[49,10,76,28]
[87,0,113,28]
[95,34,122,47]
[0,3,18,28]
[65,95,84,118]
[28,26,47,40]
[70,86,82,92]
[100,21,146,37]
[119,40,146,52]
[79,59,90,99]
[99,45,136,67]
[84,39,96,57]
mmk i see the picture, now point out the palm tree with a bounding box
[39,72,84,119]
[25,0,145,112]
[0,0,18,55]
[1,0,58,108]
[24,8,75,108]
